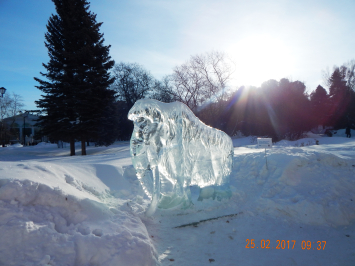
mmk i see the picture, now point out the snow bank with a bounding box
[0,178,157,266]
[0,144,157,266]
[36,142,57,147]
[0,137,354,265]
[232,138,355,226]
[7,143,23,148]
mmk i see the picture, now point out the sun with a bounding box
[228,35,295,87]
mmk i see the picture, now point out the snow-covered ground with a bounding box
[0,133,354,265]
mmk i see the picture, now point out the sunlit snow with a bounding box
[0,132,354,265]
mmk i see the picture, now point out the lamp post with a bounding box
[19,111,28,146]
[0,87,6,98]
[0,87,6,147]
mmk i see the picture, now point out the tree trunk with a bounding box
[81,139,86,155]
[70,137,75,156]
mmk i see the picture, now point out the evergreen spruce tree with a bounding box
[35,0,116,155]
[310,85,329,127]
[328,68,352,128]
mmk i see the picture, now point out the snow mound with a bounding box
[232,144,355,226]
[0,179,157,266]
[0,138,354,265]
[36,142,57,148]
[7,143,23,148]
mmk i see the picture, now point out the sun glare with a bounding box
[228,35,295,87]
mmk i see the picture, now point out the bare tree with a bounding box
[0,93,24,146]
[0,94,13,121]
[344,60,355,90]
[0,93,24,119]
[322,66,331,88]
[169,51,234,111]
[10,93,24,117]
[322,60,355,91]
[111,62,155,109]
[151,76,175,103]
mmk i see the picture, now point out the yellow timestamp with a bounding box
[245,239,326,250]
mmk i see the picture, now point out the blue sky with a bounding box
[1,0,354,110]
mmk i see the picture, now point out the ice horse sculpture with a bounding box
[128,99,234,215]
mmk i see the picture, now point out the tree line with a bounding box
[223,65,355,141]
[112,57,355,142]
[110,51,234,140]
[33,0,355,156]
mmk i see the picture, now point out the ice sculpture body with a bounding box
[128,99,234,214]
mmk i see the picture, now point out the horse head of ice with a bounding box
[128,99,234,215]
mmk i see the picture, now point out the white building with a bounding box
[2,113,41,145]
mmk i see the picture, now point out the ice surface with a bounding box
[128,99,234,214]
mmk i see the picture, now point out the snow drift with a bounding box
[0,135,354,265]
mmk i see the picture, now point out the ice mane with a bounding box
[128,99,229,147]
[128,99,199,123]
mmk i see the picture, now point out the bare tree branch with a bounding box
[170,51,234,111]
[111,62,155,108]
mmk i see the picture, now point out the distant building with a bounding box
[2,113,41,145]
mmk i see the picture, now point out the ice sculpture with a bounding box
[128,99,234,215]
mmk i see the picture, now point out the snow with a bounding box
[0,135,355,265]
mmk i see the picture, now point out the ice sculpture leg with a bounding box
[198,184,232,201]
[145,166,160,216]
[128,99,234,215]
